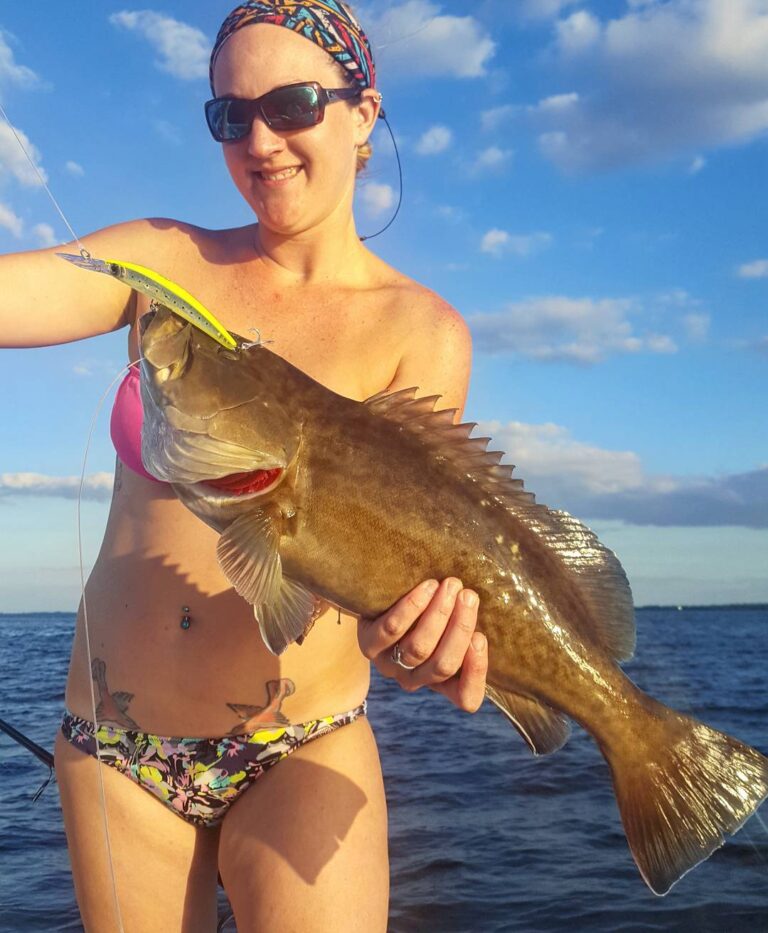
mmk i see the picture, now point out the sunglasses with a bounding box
[204,81,363,142]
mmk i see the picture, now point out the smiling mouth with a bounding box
[256,166,302,182]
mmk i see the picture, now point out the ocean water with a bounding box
[0,607,766,932]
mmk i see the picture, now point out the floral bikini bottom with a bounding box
[60,701,367,828]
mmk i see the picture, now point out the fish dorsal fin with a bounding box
[364,387,635,662]
[518,507,636,661]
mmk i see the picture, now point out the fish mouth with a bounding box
[202,466,284,497]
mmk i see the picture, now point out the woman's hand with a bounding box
[358,578,488,712]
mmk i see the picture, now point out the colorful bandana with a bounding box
[209,1,376,94]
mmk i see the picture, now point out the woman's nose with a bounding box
[245,114,286,159]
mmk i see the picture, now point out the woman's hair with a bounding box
[334,1,374,176]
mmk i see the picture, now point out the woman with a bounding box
[3,3,487,929]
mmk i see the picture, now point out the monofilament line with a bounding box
[0,101,90,257]
[77,362,140,933]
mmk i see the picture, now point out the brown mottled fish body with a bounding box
[139,307,768,898]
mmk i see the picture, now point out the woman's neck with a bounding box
[253,213,370,288]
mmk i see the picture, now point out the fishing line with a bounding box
[76,362,139,933]
[359,110,403,242]
[0,102,90,258]
[0,96,126,927]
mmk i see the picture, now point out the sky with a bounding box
[0,0,766,611]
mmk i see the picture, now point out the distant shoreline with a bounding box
[1,604,767,618]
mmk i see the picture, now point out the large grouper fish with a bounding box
[134,303,768,896]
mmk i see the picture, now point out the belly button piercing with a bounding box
[180,606,192,630]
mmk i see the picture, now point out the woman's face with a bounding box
[212,24,376,236]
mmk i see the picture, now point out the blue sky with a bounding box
[0,0,766,611]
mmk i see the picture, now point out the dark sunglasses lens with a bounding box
[206,99,248,141]
[262,85,321,129]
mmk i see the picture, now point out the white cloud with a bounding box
[471,145,514,172]
[360,181,395,216]
[110,10,210,81]
[0,201,22,237]
[519,0,582,19]
[0,472,114,502]
[64,160,84,177]
[533,0,768,172]
[683,312,710,341]
[480,104,516,132]
[415,124,452,155]
[363,1,495,78]
[0,32,40,89]
[555,10,602,54]
[738,258,768,279]
[481,229,510,256]
[32,222,57,247]
[535,92,580,113]
[482,420,649,495]
[470,294,678,363]
[0,122,47,186]
[481,229,552,258]
[476,420,768,528]
[689,155,706,174]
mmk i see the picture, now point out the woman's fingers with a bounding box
[357,576,488,713]
[393,578,466,673]
[430,631,488,713]
[405,586,478,688]
[358,578,440,660]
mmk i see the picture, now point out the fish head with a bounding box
[138,306,302,503]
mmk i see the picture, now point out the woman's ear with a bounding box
[353,90,382,146]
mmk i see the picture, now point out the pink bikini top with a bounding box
[110,367,163,483]
[111,367,281,495]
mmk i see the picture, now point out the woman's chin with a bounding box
[251,206,333,239]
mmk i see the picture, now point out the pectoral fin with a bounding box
[216,509,283,606]
[216,509,319,655]
[485,684,571,756]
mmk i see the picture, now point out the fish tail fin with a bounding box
[607,702,768,896]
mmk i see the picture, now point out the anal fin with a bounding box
[485,684,571,756]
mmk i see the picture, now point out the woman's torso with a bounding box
[65,220,433,736]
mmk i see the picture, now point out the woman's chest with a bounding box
[132,270,412,401]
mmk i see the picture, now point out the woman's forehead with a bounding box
[212,22,340,95]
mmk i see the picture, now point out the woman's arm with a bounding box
[357,297,488,713]
[0,218,166,349]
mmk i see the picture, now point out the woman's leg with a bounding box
[54,730,221,933]
[218,715,389,933]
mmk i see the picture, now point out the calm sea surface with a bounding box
[0,607,766,932]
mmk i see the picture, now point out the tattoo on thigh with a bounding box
[90,657,139,728]
[227,678,296,733]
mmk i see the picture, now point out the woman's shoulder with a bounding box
[98,217,226,258]
[375,261,471,351]
[369,262,472,412]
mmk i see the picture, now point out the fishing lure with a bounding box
[57,253,238,351]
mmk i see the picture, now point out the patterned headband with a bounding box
[209,0,376,94]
